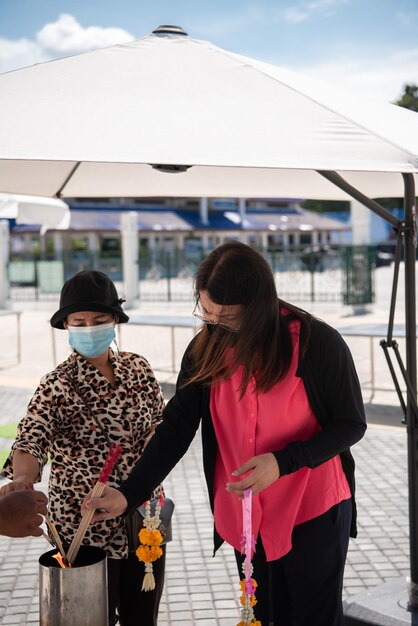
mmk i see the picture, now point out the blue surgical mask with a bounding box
[68,322,116,358]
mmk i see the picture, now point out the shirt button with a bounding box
[250,413,254,417]
[249,438,253,443]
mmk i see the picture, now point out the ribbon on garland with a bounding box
[237,488,260,626]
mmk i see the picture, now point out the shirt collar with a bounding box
[68,348,125,386]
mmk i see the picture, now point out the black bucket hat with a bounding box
[50,270,129,329]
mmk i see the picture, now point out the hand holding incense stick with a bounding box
[67,443,121,566]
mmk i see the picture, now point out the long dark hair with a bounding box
[187,241,311,395]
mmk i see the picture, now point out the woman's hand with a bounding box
[81,486,128,522]
[226,453,280,497]
[0,476,33,496]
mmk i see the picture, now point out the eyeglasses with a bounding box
[192,301,240,332]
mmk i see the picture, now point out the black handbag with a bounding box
[125,497,175,553]
[66,373,175,552]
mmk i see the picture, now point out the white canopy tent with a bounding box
[0,25,417,199]
[0,26,417,620]
[0,193,70,232]
[0,194,70,307]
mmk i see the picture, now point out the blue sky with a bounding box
[0,0,417,102]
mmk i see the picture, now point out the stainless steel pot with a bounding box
[39,545,108,626]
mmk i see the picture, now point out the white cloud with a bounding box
[0,13,134,74]
[397,10,418,25]
[191,5,264,38]
[283,8,310,23]
[37,14,134,55]
[288,48,418,101]
[0,37,46,74]
[284,0,349,23]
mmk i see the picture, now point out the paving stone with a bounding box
[169,610,193,621]
[192,608,217,619]
[189,592,213,602]
[169,601,191,611]
[2,611,28,622]
[215,599,236,609]
[9,589,33,599]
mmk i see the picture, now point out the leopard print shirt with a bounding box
[1,349,164,559]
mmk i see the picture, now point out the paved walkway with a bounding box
[0,265,415,624]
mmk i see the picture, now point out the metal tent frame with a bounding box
[320,170,418,608]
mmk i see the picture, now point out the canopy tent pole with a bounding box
[55,162,81,198]
[380,232,408,417]
[402,173,418,607]
[318,170,401,228]
[320,169,418,608]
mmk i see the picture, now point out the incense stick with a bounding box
[45,514,69,565]
[66,482,105,565]
[41,530,56,549]
[67,444,121,566]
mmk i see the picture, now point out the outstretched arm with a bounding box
[0,450,40,496]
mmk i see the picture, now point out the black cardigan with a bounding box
[119,316,366,548]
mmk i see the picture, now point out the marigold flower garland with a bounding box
[136,495,164,591]
[237,488,260,625]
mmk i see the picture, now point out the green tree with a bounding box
[395,84,418,112]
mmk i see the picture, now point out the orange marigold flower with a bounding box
[139,528,163,546]
[136,545,163,563]
[240,594,257,607]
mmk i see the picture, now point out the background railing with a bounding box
[7,244,389,304]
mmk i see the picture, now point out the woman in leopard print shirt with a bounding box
[1,270,165,626]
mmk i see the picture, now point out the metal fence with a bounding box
[8,245,380,304]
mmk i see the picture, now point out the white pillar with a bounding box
[148,234,157,262]
[238,198,246,244]
[54,232,64,258]
[199,197,209,225]
[120,212,139,308]
[0,221,9,308]
[88,232,98,254]
[201,233,210,252]
[351,199,371,244]
[238,198,246,221]
[176,233,184,250]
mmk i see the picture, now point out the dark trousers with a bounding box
[107,547,166,626]
[235,499,352,626]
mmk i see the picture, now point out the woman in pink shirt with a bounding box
[85,242,366,626]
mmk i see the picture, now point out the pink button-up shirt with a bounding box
[210,319,351,561]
